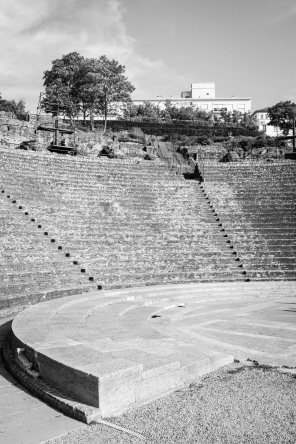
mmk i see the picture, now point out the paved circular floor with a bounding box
[11,281,296,418]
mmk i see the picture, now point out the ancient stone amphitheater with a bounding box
[1,147,295,420]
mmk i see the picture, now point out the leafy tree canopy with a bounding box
[267,101,296,135]
[124,100,256,129]
[0,93,27,115]
[42,52,84,117]
[42,52,135,130]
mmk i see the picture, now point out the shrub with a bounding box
[238,138,253,151]
[117,135,131,142]
[194,135,212,146]
[93,120,260,138]
[129,126,145,137]
[128,126,146,142]
[252,137,266,148]
[264,136,287,148]
[274,139,287,148]
[212,136,230,143]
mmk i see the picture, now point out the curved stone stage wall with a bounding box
[11,284,234,417]
[0,148,244,311]
[10,281,296,417]
[200,161,296,280]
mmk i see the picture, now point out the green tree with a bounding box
[0,93,27,115]
[138,101,161,120]
[240,112,257,129]
[163,100,179,120]
[177,106,195,121]
[123,101,161,121]
[163,101,212,124]
[77,57,103,129]
[232,110,241,126]
[43,53,135,131]
[16,99,26,114]
[220,109,233,126]
[85,55,135,131]
[42,52,84,120]
[194,108,211,124]
[267,101,296,135]
[122,103,139,119]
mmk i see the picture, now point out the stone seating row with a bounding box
[0,150,245,292]
[0,193,96,309]
[200,161,296,280]
[0,149,169,171]
[201,175,295,184]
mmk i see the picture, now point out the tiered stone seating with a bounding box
[200,160,296,280]
[0,148,244,296]
[0,193,96,311]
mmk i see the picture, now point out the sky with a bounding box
[0,0,296,112]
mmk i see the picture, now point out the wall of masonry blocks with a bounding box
[0,147,244,308]
[0,116,35,148]
[0,113,130,154]
[0,114,50,151]
[200,160,296,279]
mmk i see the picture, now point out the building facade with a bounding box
[132,83,252,115]
[251,107,293,137]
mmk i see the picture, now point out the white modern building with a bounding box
[132,83,252,114]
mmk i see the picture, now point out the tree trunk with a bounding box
[293,115,295,152]
[104,100,107,132]
[90,110,94,132]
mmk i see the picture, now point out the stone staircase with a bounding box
[199,160,296,280]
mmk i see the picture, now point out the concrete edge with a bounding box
[1,332,101,424]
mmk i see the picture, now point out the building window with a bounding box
[213,105,227,112]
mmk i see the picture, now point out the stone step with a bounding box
[0,284,96,310]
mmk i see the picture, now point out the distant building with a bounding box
[251,108,272,135]
[132,83,252,115]
[251,107,291,137]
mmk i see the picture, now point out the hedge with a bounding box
[93,120,260,137]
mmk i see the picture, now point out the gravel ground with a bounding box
[47,362,296,444]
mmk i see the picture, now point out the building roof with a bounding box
[133,97,251,103]
[251,107,269,117]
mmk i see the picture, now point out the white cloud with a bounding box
[0,0,173,111]
[267,3,296,25]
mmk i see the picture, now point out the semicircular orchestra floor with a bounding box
[11,281,296,417]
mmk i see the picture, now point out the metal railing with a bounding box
[168,152,183,175]
[156,140,183,175]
